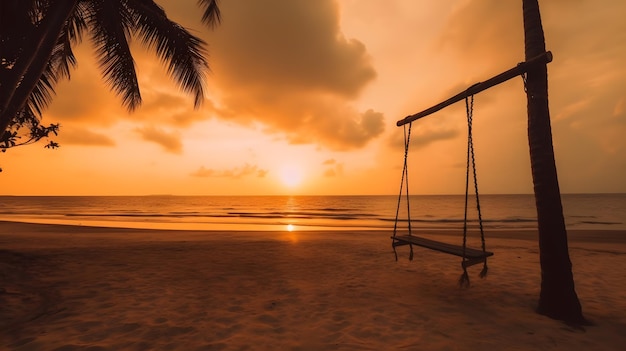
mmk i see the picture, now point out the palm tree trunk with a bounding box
[0,0,77,133]
[522,0,586,324]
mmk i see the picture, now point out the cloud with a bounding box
[56,127,116,146]
[412,127,460,150]
[388,121,460,151]
[209,0,375,97]
[44,52,123,125]
[117,90,230,127]
[272,105,384,150]
[135,126,183,154]
[128,91,209,127]
[322,158,344,177]
[438,0,522,67]
[190,163,268,179]
[201,0,383,150]
[43,0,385,151]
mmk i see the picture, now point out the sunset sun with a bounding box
[279,166,304,188]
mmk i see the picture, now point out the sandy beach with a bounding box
[1,221,625,350]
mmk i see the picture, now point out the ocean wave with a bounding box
[1,194,624,231]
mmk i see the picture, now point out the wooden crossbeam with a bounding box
[396,51,553,126]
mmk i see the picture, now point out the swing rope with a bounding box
[459,94,489,288]
[392,122,413,261]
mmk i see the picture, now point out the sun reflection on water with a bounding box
[284,223,299,243]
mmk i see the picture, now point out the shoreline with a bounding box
[2,221,625,350]
[1,219,625,244]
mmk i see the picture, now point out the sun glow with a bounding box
[279,165,304,188]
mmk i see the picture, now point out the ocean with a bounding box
[0,194,624,232]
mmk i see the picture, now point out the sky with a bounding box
[1,0,625,196]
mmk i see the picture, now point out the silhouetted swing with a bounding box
[391,94,492,286]
[390,51,553,286]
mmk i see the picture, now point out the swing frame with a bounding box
[391,51,553,285]
[392,95,492,284]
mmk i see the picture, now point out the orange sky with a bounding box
[1,0,625,196]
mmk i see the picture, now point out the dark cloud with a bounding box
[201,0,383,150]
[226,95,385,150]
[286,107,384,150]
[190,164,268,179]
[135,126,183,154]
[209,0,375,97]
[56,127,116,146]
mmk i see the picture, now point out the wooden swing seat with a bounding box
[392,235,493,266]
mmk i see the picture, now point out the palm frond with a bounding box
[54,3,85,79]
[53,27,79,80]
[87,0,141,111]
[23,3,86,118]
[198,0,221,29]
[126,0,208,108]
[25,60,58,116]
[24,34,76,117]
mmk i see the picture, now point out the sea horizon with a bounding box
[1,193,624,233]
[3,192,625,197]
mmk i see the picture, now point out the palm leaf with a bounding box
[55,1,86,79]
[22,2,86,118]
[87,0,141,111]
[53,21,80,80]
[198,0,222,28]
[126,0,208,108]
[25,61,57,117]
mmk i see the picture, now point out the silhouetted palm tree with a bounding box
[0,0,221,146]
[522,0,586,325]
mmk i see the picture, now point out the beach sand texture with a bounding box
[1,221,625,350]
